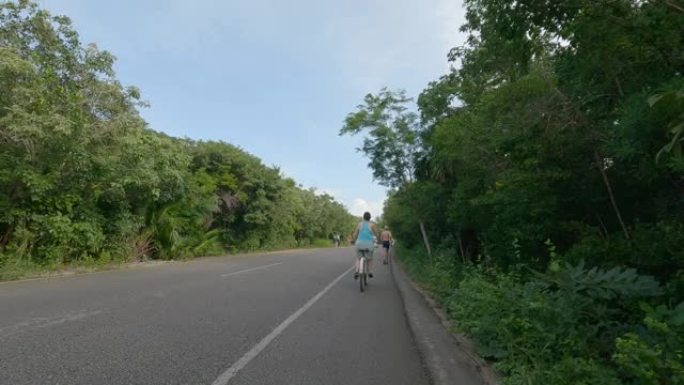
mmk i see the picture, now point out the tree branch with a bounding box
[594,151,630,240]
[663,0,684,14]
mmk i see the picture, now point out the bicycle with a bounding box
[357,248,370,292]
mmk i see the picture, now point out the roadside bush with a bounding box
[565,221,684,279]
[33,214,105,263]
[310,238,333,248]
[447,262,664,385]
[397,245,462,301]
[613,302,684,385]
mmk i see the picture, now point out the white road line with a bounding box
[0,309,102,339]
[211,266,353,385]
[220,262,283,277]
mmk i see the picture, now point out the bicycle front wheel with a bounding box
[360,272,365,292]
[359,256,366,292]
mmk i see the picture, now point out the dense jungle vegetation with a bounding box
[341,1,684,384]
[0,1,356,280]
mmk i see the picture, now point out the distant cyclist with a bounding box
[380,226,392,264]
[351,211,379,279]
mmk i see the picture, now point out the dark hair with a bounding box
[363,212,371,221]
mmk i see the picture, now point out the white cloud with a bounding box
[350,198,384,218]
[328,0,468,95]
[434,0,468,52]
[42,0,468,95]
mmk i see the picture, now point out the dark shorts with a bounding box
[382,241,391,250]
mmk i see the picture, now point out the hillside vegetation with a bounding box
[0,1,356,279]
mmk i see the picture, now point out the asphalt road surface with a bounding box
[0,248,430,385]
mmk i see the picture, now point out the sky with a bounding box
[39,0,467,218]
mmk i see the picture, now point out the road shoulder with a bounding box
[0,247,334,284]
[392,260,499,385]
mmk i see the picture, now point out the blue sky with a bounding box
[39,0,466,217]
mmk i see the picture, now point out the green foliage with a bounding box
[533,262,663,301]
[613,302,684,385]
[447,263,667,385]
[339,88,423,188]
[309,238,334,248]
[396,244,463,301]
[563,220,684,290]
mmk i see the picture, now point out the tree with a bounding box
[356,1,684,383]
[340,88,433,257]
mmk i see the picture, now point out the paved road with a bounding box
[0,248,429,385]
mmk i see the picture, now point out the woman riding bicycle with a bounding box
[351,211,379,279]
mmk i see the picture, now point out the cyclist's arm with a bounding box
[371,223,380,240]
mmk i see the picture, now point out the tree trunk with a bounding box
[418,219,433,262]
[594,151,630,240]
[594,213,608,239]
[614,76,625,99]
[458,235,466,264]
[0,225,12,249]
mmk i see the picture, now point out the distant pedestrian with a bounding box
[380,226,392,264]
